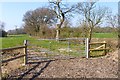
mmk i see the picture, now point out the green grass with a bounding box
[0,34,35,49]
[29,40,85,51]
[28,39,86,57]
[1,35,85,57]
[93,33,117,38]
[1,33,116,57]
[1,33,117,49]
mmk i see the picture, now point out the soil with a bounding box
[2,50,118,79]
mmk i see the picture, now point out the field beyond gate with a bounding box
[27,38,86,63]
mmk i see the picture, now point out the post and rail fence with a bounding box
[0,39,109,64]
[0,40,28,65]
[0,39,109,79]
[0,40,28,79]
[86,38,110,58]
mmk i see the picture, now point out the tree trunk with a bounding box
[55,14,65,40]
[88,28,93,43]
[88,27,93,58]
[56,24,61,40]
[56,29,60,40]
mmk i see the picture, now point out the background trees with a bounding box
[76,1,108,42]
[7,28,26,35]
[0,30,7,37]
[0,21,7,37]
[22,1,116,40]
[23,7,56,37]
[106,12,118,32]
[49,0,75,40]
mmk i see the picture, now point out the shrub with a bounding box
[0,29,7,37]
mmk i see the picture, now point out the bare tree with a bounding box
[79,20,89,38]
[76,1,108,42]
[49,0,75,40]
[23,7,56,36]
[106,12,118,32]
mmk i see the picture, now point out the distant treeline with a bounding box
[7,28,26,35]
[6,26,115,38]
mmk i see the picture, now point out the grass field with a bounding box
[0,32,117,57]
[0,35,35,49]
[93,33,117,38]
[0,32,117,49]
[0,34,86,57]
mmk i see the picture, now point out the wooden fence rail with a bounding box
[89,42,107,45]
[0,40,28,79]
[2,54,26,63]
[0,46,26,52]
[0,40,28,65]
[0,46,27,64]
[86,39,110,58]
[89,41,109,55]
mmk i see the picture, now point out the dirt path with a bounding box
[3,50,118,79]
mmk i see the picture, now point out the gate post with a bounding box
[24,40,28,65]
[104,41,107,55]
[86,38,90,58]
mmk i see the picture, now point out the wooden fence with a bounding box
[0,39,109,64]
[0,39,110,79]
[86,39,109,58]
[0,40,28,79]
[89,41,109,53]
[0,40,28,64]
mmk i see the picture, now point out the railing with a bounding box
[0,40,28,79]
[89,41,109,53]
[0,40,28,64]
[85,38,110,58]
[0,39,110,79]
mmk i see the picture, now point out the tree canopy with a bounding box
[23,7,56,36]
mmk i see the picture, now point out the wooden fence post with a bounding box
[104,41,107,55]
[86,38,90,58]
[24,40,28,65]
